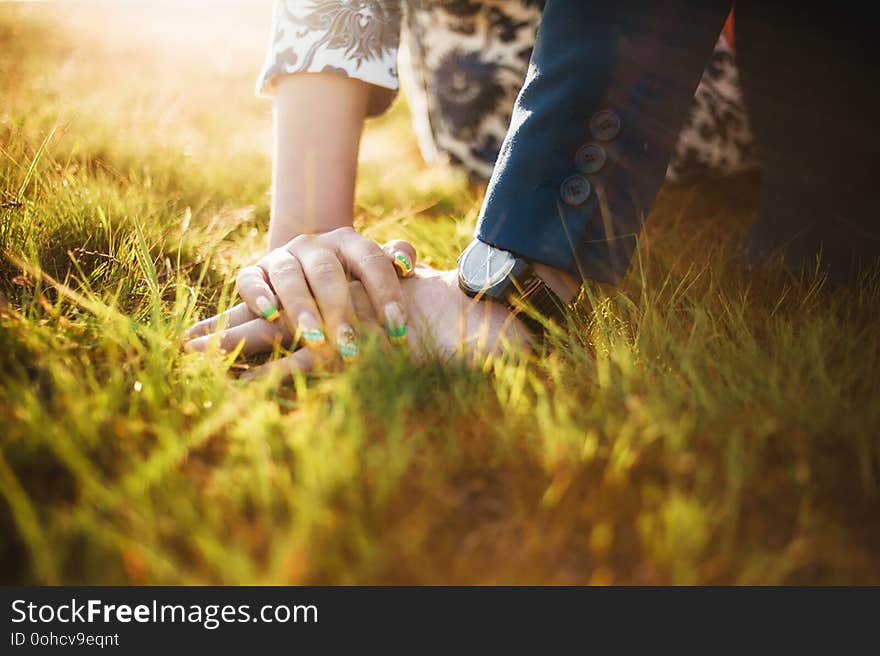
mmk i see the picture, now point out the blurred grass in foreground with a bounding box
[1,4,879,584]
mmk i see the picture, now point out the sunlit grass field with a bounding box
[2,3,879,585]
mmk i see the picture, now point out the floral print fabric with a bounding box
[257,0,403,115]
[257,1,755,183]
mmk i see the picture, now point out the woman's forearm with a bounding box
[269,73,369,249]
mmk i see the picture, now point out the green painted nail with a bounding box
[297,312,325,346]
[336,325,359,361]
[256,296,280,322]
[384,302,407,345]
[386,324,407,345]
[300,328,325,344]
[393,252,413,277]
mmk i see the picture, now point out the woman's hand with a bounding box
[185,228,416,361]
[184,267,531,377]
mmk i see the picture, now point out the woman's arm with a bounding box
[269,73,370,248]
[183,1,413,358]
[258,0,402,246]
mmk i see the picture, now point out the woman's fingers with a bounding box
[382,239,417,278]
[184,315,290,355]
[188,232,418,362]
[295,245,361,362]
[185,281,388,381]
[263,250,327,348]
[242,282,386,380]
[185,302,255,340]
[342,235,408,345]
[236,264,282,322]
[348,280,375,323]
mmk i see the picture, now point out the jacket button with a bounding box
[590,110,621,141]
[575,144,606,174]
[560,175,592,206]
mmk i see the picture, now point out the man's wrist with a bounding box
[532,262,581,304]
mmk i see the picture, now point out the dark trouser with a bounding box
[734,3,880,283]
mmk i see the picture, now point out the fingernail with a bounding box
[336,324,359,362]
[256,295,280,322]
[297,311,326,346]
[392,251,413,278]
[384,301,407,345]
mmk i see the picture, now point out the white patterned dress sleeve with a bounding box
[256,0,403,116]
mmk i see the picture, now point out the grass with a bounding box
[1,4,879,585]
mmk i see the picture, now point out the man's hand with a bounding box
[184,267,531,377]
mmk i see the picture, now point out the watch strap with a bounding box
[510,273,567,341]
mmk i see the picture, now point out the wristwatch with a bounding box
[457,238,567,340]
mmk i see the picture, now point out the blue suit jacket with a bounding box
[474,0,731,284]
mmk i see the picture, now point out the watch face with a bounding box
[458,240,516,294]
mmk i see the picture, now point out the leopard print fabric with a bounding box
[667,31,756,182]
[257,0,757,184]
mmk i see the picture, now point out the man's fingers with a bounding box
[241,348,315,380]
[237,264,281,322]
[185,302,255,340]
[263,250,327,348]
[184,316,290,356]
[382,239,417,278]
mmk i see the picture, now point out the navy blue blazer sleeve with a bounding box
[474,0,731,284]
